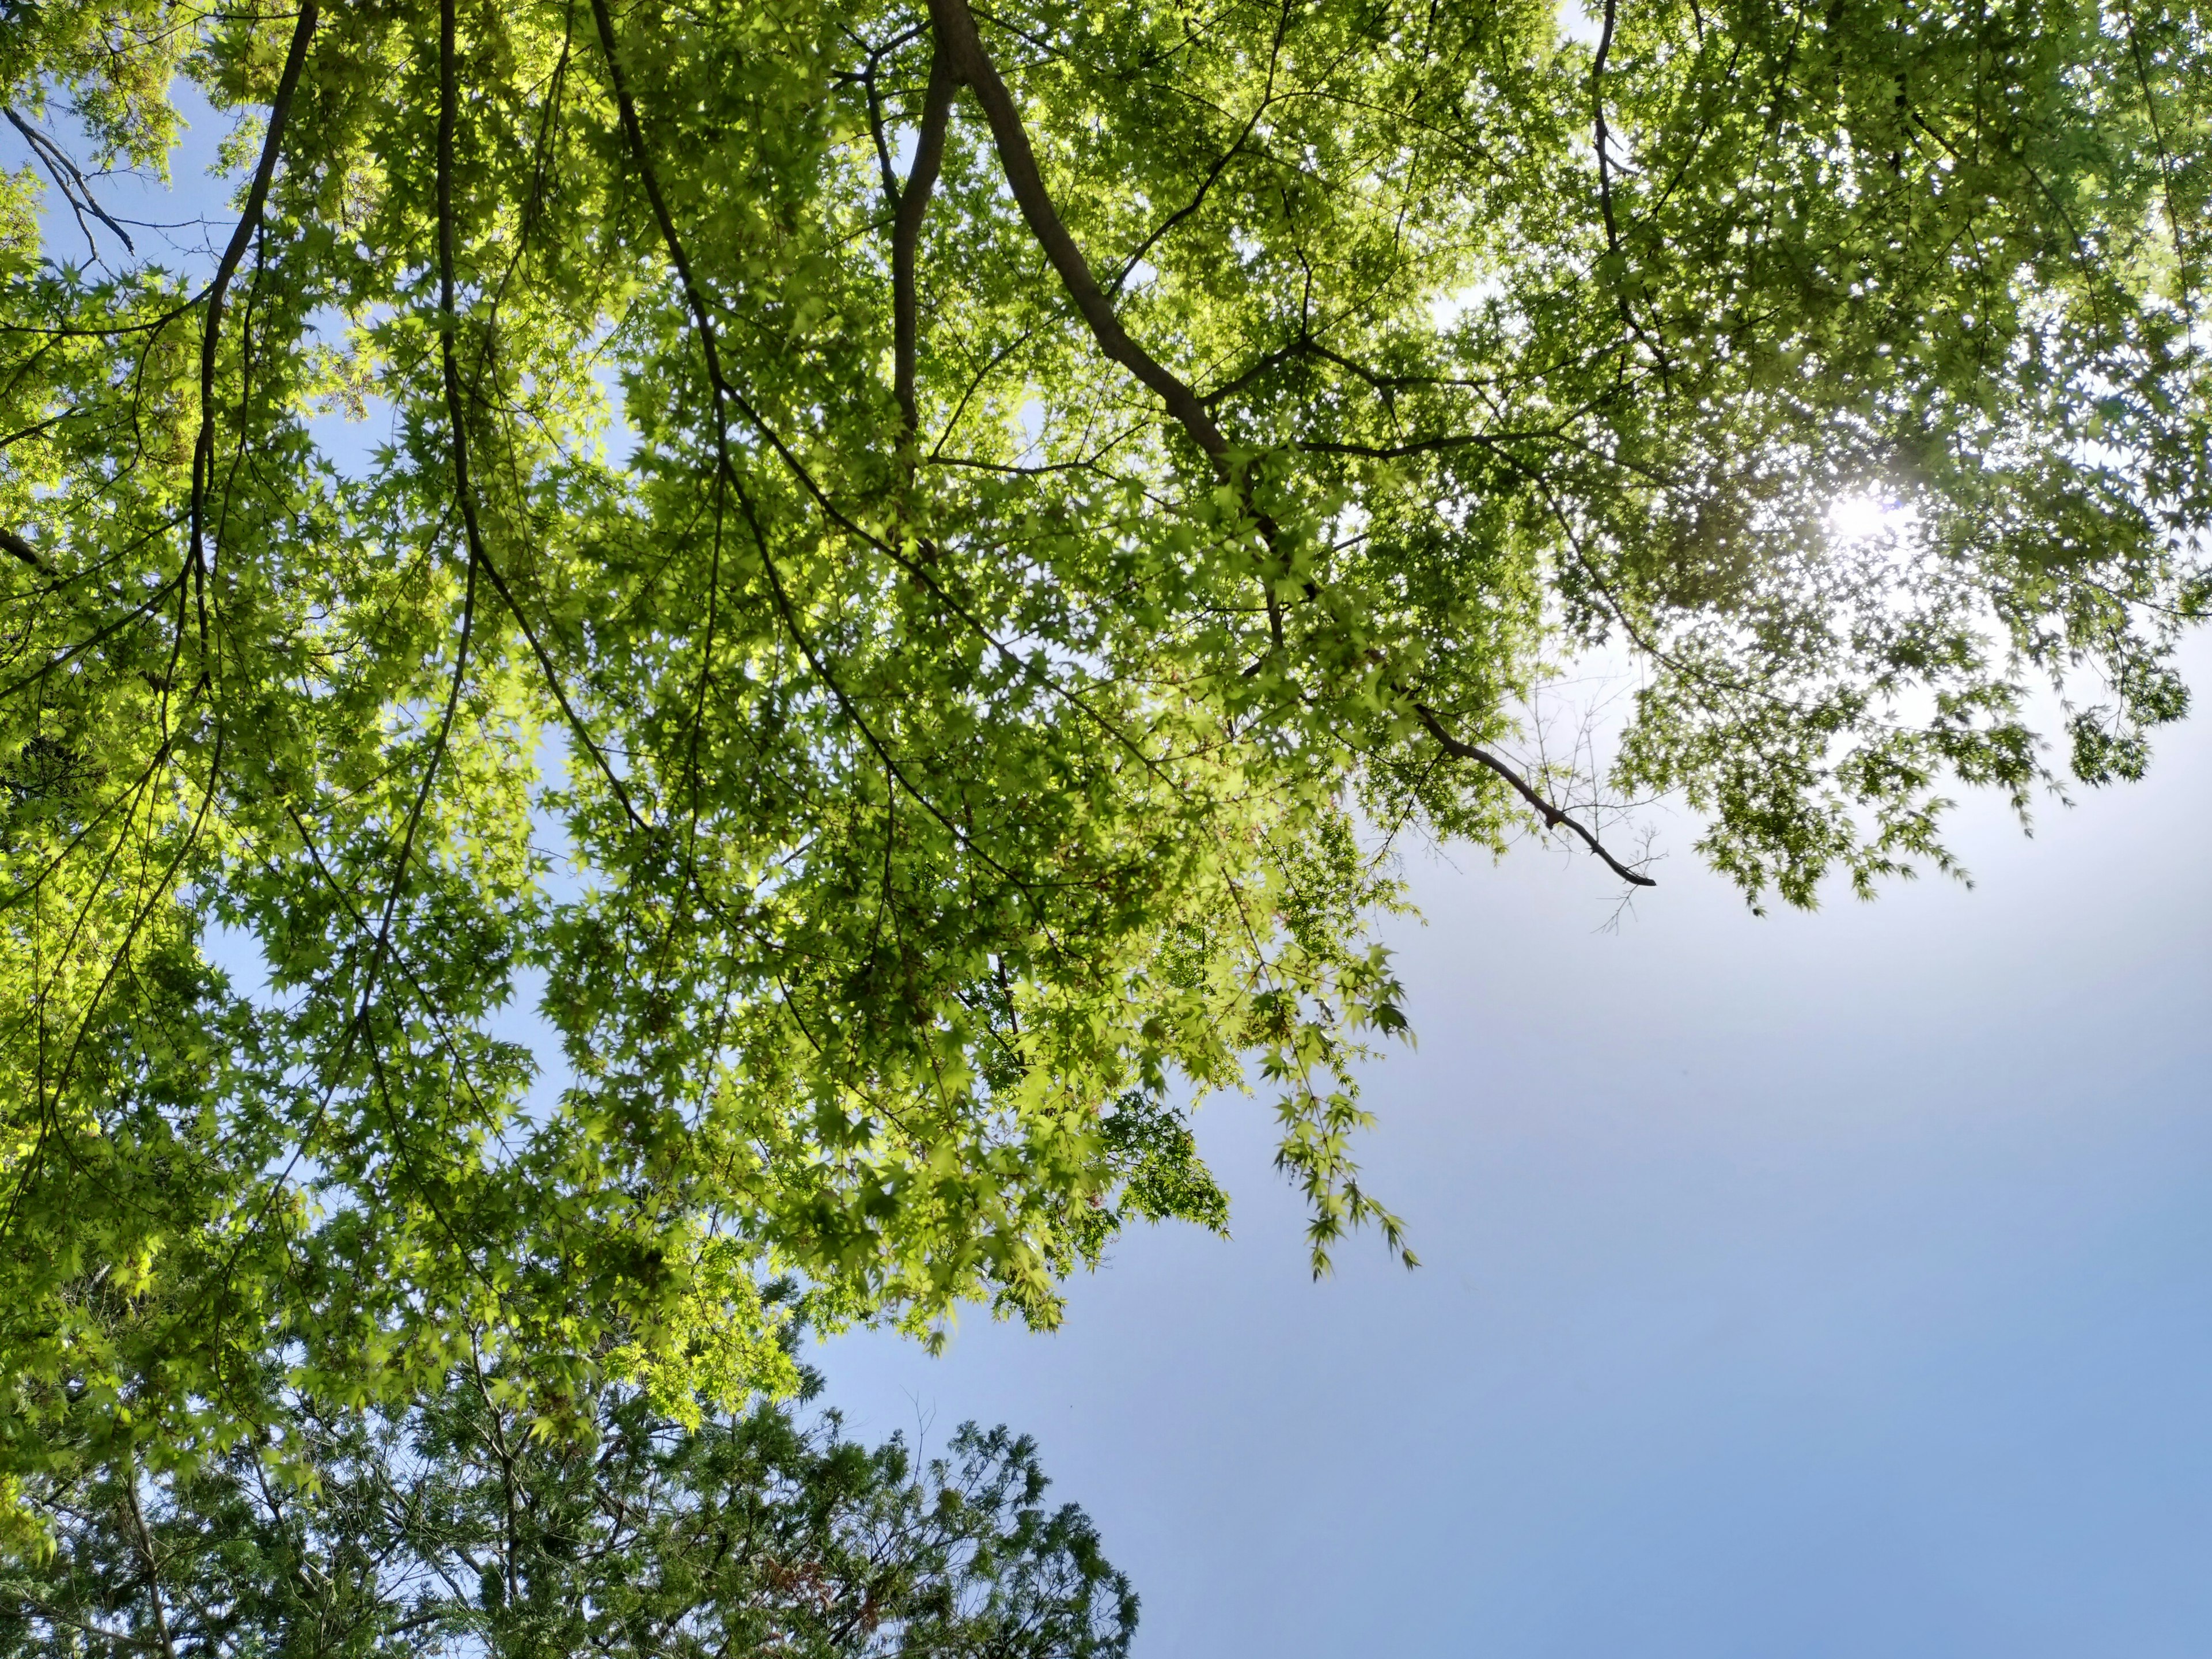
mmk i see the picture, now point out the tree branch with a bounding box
[855,21,930,211]
[588,0,893,561]
[3,108,136,254]
[188,1,319,607]
[445,0,647,838]
[894,45,959,441]
[1591,0,1622,259]
[927,0,1301,665]
[1107,81,1272,299]
[1297,431,1519,459]
[1412,702,1655,887]
[121,1463,180,1659]
[1588,0,1674,385]
[590,0,1045,887]
[925,0,1232,461]
[1202,334,1419,412]
[1,525,52,576]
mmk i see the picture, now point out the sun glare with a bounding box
[1824,490,1916,548]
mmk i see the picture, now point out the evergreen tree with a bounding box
[2,1366,1134,1658]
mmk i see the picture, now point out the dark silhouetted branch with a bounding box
[189,0,319,601]
[3,108,135,254]
[895,46,958,440]
[926,0,1232,461]
[1412,702,1656,887]
[1,526,51,575]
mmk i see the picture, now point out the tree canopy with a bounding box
[2,0,2207,1526]
[3,1362,1135,1657]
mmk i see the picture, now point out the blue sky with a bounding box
[819,639,2212,1657]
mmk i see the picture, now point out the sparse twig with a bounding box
[1411,702,1656,886]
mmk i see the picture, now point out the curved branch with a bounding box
[929,324,1036,459]
[1411,702,1656,887]
[895,45,959,440]
[855,20,930,210]
[189,1,319,606]
[588,0,893,562]
[1202,334,1418,412]
[926,0,1232,461]
[1107,80,1274,298]
[1588,0,1673,384]
[434,0,645,837]
[183,0,498,1349]
[1591,0,1622,257]
[1298,431,1524,460]
[120,1460,179,1659]
[589,0,1052,887]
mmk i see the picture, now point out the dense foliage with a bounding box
[2,0,2206,1524]
[1,1366,1134,1656]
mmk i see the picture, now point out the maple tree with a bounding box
[2,0,2205,1525]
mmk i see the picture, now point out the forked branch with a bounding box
[3,108,136,255]
[925,0,1233,460]
[1413,703,1655,887]
[922,0,1651,887]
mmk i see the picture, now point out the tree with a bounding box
[1,1362,1136,1657]
[2,0,2206,1517]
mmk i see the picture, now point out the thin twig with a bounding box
[1411,702,1654,885]
[3,108,137,254]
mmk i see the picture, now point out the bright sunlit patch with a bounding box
[1429,274,1505,333]
[1825,490,1917,548]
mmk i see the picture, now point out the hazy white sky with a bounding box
[820,639,2212,1657]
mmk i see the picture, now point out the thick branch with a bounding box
[894,46,959,441]
[1,525,52,575]
[189,1,319,584]
[1412,703,1656,887]
[925,0,1231,461]
[1591,0,1621,257]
